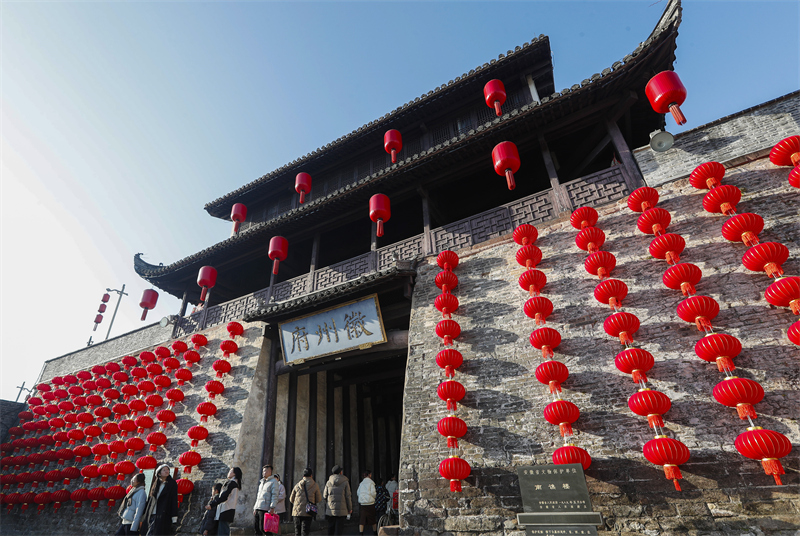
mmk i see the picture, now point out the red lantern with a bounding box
[594,279,628,310]
[197,266,217,302]
[83,426,102,443]
[118,419,136,437]
[435,293,459,319]
[435,349,463,378]
[553,445,591,469]
[114,460,135,481]
[742,242,789,278]
[523,297,553,325]
[516,245,542,269]
[268,236,289,275]
[231,203,247,233]
[166,388,184,408]
[649,233,685,265]
[603,312,640,345]
[535,360,569,394]
[187,426,209,448]
[575,227,605,253]
[226,322,244,340]
[483,79,506,117]
[104,485,126,510]
[769,135,800,167]
[108,441,126,460]
[93,314,103,330]
[543,400,580,437]
[637,208,671,236]
[101,422,119,440]
[788,166,800,188]
[627,187,659,212]
[183,350,201,367]
[435,271,458,294]
[171,340,188,356]
[384,130,402,164]
[128,399,147,416]
[34,490,52,514]
[220,340,238,358]
[212,359,232,379]
[518,269,546,296]
[146,432,166,453]
[204,381,224,400]
[437,416,467,448]
[764,276,800,315]
[191,334,208,349]
[154,375,171,392]
[614,348,655,383]
[645,71,687,125]
[178,450,202,473]
[146,364,163,379]
[135,416,154,434]
[295,173,312,204]
[702,184,741,216]
[143,395,162,413]
[70,488,89,511]
[44,469,62,488]
[437,250,459,271]
[139,351,156,365]
[492,141,520,190]
[176,478,194,506]
[96,461,116,481]
[584,251,616,280]
[139,290,158,321]
[628,389,672,428]
[197,402,217,424]
[663,263,702,296]
[439,456,470,492]
[435,320,461,346]
[643,437,690,490]
[721,213,763,247]
[163,357,181,374]
[529,327,561,359]
[20,491,38,512]
[713,377,764,419]
[51,488,70,512]
[60,466,80,486]
[735,428,792,485]
[136,455,158,472]
[154,346,170,361]
[676,295,719,332]
[175,368,193,386]
[689,162,725,190]
[91,443,110,462]
[124,437,144,458]
[437,381,465,411]
[513,224,538,246]
[788,320,800,346]
[369,194,391,237]
[156,410,176,430]
[569,207,598,230]
[87,486,106,512]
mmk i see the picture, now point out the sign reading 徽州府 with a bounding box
[279,294,387,364]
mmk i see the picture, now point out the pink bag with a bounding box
[264,512,280,534]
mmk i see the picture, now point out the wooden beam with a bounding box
[332,368,406,388]
[606,118,644,191]
[538,134,572,214]
[568,134,611,181]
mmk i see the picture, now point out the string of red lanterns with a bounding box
[769,135,800,189]
[627,185,792,485]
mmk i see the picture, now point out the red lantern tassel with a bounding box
[632,369,648,383]
[450,479,462,492]
[549,381,561,394]
[377,219,384,237]
[741,232,759,247]
[444,336,453,346]
[597,267,608,280]
[558,423,573,437]
[663,464,683,490]
[716,356,735,372]
[736,403,757,420]
[618,332,633,345]
[704,177,720,189]
[588,242,599,253]
[646,414,664,428]
[447,437,457,449]
[505,169,516,190]
[719,203,736,216]
[761,458,785,485]
[790,299,799,315]
[669,103,686,126]
[445,365,454,378]
[447,400,456,412]
[680,282,696,296]
[535,313,545,326]
[609,298,620,310]
[651,224,664,236]
[695,317,712,332]
[665,251,680,265]
[764,262,784,279]
[541,346,553,359]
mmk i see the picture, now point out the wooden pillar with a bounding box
[356,384,366,477]
[261,335,280,466]
[342,384,351,476]
[308,233,320,292]
[370,222,378,271]
[265,270,277,304]
[371,397,381,482]
[421,194,432,255]
[284,372,298,489]
[307,372,318,473]
[606,118,645,190]
[326,371,335,477]
[539,134,573,214]
[383,413,392,481]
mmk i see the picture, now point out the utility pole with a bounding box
[15,382,32,402]
[106,284,128,340]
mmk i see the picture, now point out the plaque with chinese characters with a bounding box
[279,294,387,364]
[516,464,602,527]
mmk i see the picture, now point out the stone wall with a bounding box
[399,154,799,535]
[0,321,270,535]
[0,400,25,444]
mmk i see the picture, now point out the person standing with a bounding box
[356,470,377,536]
[322,465,352,536]
[253,465,279,535]
[274,473,287,523]
[374,479,389,520]
[116,473,147,535]
[143,464,179,536]
[289,467,321,536]
[199,483,222,536]
[208,467,243,536]
[384,475,398,511]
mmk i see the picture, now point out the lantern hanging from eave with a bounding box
[627,186,659,212]
[183,350,201,368]
[165,388,184,408]
[187,425,209,448]
[220,340,238,359]
[518,269,547,296]
[226,322,244,339]
[230,203,247,233]
[435,320,461,346]
[176,478,194,506]
[603,312,640,345]
[689,161,725,190]
[543,399,580,437]
[295,173,312,204]
[439,456,470,492]
[645,71,687,125]
[139,290,158,321]
[529,327,561,359]
[435,349,463,378]
[663,263,702,297]
[434,293,459,319]
[584,251,616,280]
[93,314,103,331]
[516,245,542,269]
[614,348,655,383]
[437,415,467,449]
[435,271,458,294]
[643,437,690,490]
[523,296,553,326]
[268,236,289,275]
[369,194,391,237]
[484,79,506,117]
[197,402,217,424]
[734,428,792,485]
[513,224,538,246]
[676,295,720,332]
[764,276,800,315]
[769,135,800,167]
[437,250,459,271]
[437,380,465,411]
[178,450,201,473]
[553,444,591,470]
[384,130,402,164]
[175,368,193,386]
[492,141,520,190]
[575,226,605,253]
[628,389,672,428]
[712,377,764,420]
[649,233,686,265]
[569,207,598,230]
[594,279,628,310]
[197,266,217,303]
[191,333,208,350]
[742,242,789,278]
[637,208,671,236]
[535,360,569,394]
[721,213,763,247]
[702,184,741,216]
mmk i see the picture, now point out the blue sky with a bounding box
[2,1,798,399]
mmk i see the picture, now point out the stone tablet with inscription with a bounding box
[516,464,602,528]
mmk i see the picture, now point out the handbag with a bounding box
[264,512,280,533]
[303,482,317,517]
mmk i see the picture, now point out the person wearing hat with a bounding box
[143,464,179,536]
[322,465,352,536]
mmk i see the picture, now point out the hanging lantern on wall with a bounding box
[165,389,184,408]
[436,380,465,411]
[139,290,159,321]
[175,368,193,386]
[594,279,628,310]
[196,402,217,424]
[628,389,672,428]
[645,71,687,125]
[384,130,403,164]
[437,250,459,271]
[553,445,591,470]
[643,437,690,490]
[268,236,289,275]
[197,266,217,303]
[191,334,208,349]
[627,187,659,212]
[513,224,538,246]
[439,456,471,492]
[734,428,792,485]
[721,213,763,247]
[702,185,741,216]
[637,208,671,236]
[529,327,561,359]
[584,251,616,280]
[575,227,605,253]
[435,349,463,378]
[104,485,126,510]
[689,161,725,190]
[178,450,202,473]
[145,432,166,453]
[230,203,247,233]
[437,416,467,449]
[295,173,312,204]
[764,276,800,315]
[483,79,506,117]
[614,348,655,384]
[435,271,458,294]
[114,460,136,482]
[434,293,459,319]
[663,263,702,296]
[176,478,194,506]
[171,340,188,357]
[369,194,391,237]
[535,360,569,394]
[543,400,580,437]
[435,320,461,346]
[603,312,640,345]
[676,296,720,332]
[187,426,209,448]
[124,437,145,458]
[788,166,800,188]
[220,340,238,359]
[712,377,764,419]
[516,245,542,269]
[518,269,546,296]
[569,207,599,230]
[492,141,520,190]
[649,233,685,265]
[523,297,553,325]
[183,350,201,368]
[205,381,224,399]
[741,242,789,278]
[136,455,158,472]
[769,135,800,167]
[226,322,244,339]
[156,410,176,430]
[212,359,232,379]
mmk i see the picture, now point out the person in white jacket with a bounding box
[274,473,287,522]
[116,473,147,535]
[356,470,377,536]
[253,465,279,535]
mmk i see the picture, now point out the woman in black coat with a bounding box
[143,464,180,536]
